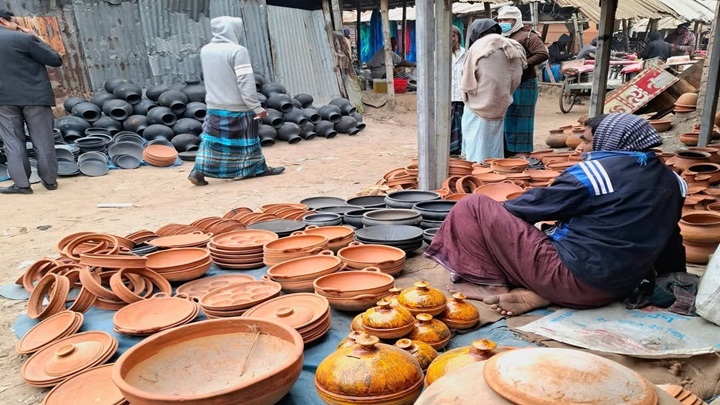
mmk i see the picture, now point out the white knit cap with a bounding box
[497,6,523,22]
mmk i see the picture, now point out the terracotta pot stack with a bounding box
[313,267,395,311]
[242,293,332,344]
[337,242,407,276]
[675,92,698,113]
[112,293,200,336]
[266,253,343,293]
[294,225,355,251]
[198,279,282,318]
[142,144,178,167]
[263,234,330,266]
[208,229,278,269]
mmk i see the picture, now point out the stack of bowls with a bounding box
[413,201,456,229]
[199,280,282,318]
[55,145,80,176]
[266,253,343,293]
[16,311,83,355]
[362,208,422,227]
[146,232,212,249]
[313,268,395,311]
[108,139,144,169]
[344,208,380,227]
[385,190,442,209]
[304,212,343,227]
[296,225,355,251]
[242,293,331,344]
[207,229,278,269]
[75,131,112,153]
[112,294,200,336]
[338,242,406,276]
[144,248,212,282]
[263,234,329,266]
[78,151,109,177]
[355,225,424,252]
[346,195,386,208]
[142,144,178,167]
[317,204,363,220]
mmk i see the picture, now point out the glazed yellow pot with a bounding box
[425,339,506,386]
[407,314,451,350]
[315,335,424,405]
[398,281,447,316]
[439,292,480,330]
[351,313,366,332]
[395,338,438,371]
[383,286,402,308]
[337,330,365,350]
[362,300,415,339]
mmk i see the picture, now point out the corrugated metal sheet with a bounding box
[267,6,341,105]
[658,0,716,23]
[235,0,275,82]
[342,3,512,22]
[554,0,676,22]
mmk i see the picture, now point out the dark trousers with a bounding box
[0,106,57,188]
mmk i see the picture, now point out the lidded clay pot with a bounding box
[384,286,402,308]
[315,334,424,405]
[337,330,366,349]
[398,281,448,316]
[361,299,415,339]
[395,338,438,371]
[351,313,366,332]
[439,292,480,330]
[425,339,505,386]
[407,314,451,350]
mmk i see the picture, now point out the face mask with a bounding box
[499,23,512,33]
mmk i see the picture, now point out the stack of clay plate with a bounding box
[208,229,278,269]
[21,331,118,388]
[124,229,158,244]
[261,203,315,221]
[193,217,245,235]
[155,223,205,237]
[296,225,355,252]
[263,234,330,266]
[199,279,282,318]
[142,144,178,167]
[146,232,212,249]
[144,248,212,282]
[113,294,200,336]
[243,293,331,344]
[16,311,83,355]
[658,385,707,405]
[42,364,128,405]
[337,242,407,276]
[265,253,343,293]
[176,274,255,300]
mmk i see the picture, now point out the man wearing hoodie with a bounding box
[640,31,671,61]
[188,16,284,186]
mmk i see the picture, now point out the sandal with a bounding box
[256,166,285,177]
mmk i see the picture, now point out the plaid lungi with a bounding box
[450,101,464,155]
[504,78,539,154]
[193,109,268,179]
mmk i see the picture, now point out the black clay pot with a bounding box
[315,120,338,139]
[351,112,363,123]
[335,116,360,135]
[71,102,102,123]
[146,85,170,101]
[255,74,267,92]
[157,90,189,115]
[256,93,268,109]
[133,99,158,116]
[142,124,175,141]
[93,116,122,135]
[283,108,308,126]
[63,97,87,113]
[113,82,143,105]
[170,83,187,91]
[268,94,293,113]
[318,105,342,123]
[259,124,277,147]
[294,94,314,109]
[261,83,287,98]
[302,108,321,124]
[90,93,116,109]
[172,118,203,136]
[55,116,91,141]
[102,99,133,121]
[171,133,200,152]
[291,99,302,109]
[329,97,357,115]
[181,80,206,103]
[146,106,178,126]
[277,122,302,144]
[355,121,366,131]
[104,78,127,93]
[300,122,317,140]
[183,102,207,121]
[123,115,150,135]
[263,108,285,129]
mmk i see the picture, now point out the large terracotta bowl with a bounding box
[313,268,394,298]
[337,243,406,271]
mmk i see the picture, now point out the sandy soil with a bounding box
[0,91,630,403]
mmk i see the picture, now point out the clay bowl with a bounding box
[473,172,507,183]
[145,248,211,272]
[313,267,394,298]
[338,243,406,271]
[683,240,715,264]
[490,159,529,174]
[317,290,391,312]
[444,193,471,201]
[473,182,524,202]
[303,213,343,227]
[157,258,213,282]
[362,209,422,227]
[266,253,342,282]
[649,119,672,133]
[112,318,303,405]
[413,201,456,221]
[546,161,576,172]
[384,190,442,209]
[299,225,354,243]
[346,195,387,209]
[263,234,328,254]
[526,169,561,181]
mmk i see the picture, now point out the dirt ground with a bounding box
[0,91,683,403]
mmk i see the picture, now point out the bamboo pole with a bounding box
[380,0,395,109]
[589,0,618,117]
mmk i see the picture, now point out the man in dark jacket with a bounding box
[0,8,63,194]
[548,34,574,64]
[640,31,671,60]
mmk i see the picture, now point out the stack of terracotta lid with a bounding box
[176,274,255,299]
[448,158,473,176]
[124,229,158,244]
[155,223,205,237]
[208,229,278,269]
[243,293,331,344]
[16,311,83,355]
[297,225,355,252]
[113,294,200,336]
[337,243,407,276]
[146,232,213,249]
[145,248,212,282]
[658,385,707,405]
[260,203,315,220]
[42,364,128,405]
[191,217,245,235]
[263,234,330,266]
[142,145,178,167]
[21,331,118,387]
[674,93,698,113]
[199,279,282,318]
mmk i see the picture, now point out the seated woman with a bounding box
[425,114,687,316]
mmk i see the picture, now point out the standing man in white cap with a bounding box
[497,6,548,158]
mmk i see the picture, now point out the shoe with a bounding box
[0,184,33,194]
[256,166,285,177]
[42,182,58,190]
[188,169,208,186]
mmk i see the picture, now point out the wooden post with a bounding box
[484,2,491,18]
[322,0,348,97]
[401,0,407,59]
[589,0,618,117]
[330,0,343,31]
[530,1,539,32]
[698,4,720,147]
[541,23,549,43]
[356,0,361,67]
[417,0,437,190]
[380,0,395,109]
[694,21,702,50]
[431,0,451,188]
[621,20,630,52]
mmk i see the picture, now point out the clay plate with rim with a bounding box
[42,363,126,405]
[113,295,198,333]
[17,311,83,355]
[147,233,212,248]
[210,229,278,249]
[242,293,329,330]
[176,275,256,299]
[199,280,282,311]
[144,248,210,270]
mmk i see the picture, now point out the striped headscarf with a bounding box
[592,114,662,152]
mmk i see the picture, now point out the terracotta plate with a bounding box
[147,233,212,248]
[210,230,278,249]
[145,248,210,269]
[16,311,83,355]
[43,364,125,405]
[200,280,282,311]
[176,275,255,299]
[113,296,198,333]
[242,293,329,330]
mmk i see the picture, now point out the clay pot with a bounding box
[688,147,720,164]
[71,102,102,123]
[55,116,91,141]
[180,80,206,102]
[102,99,133,121]
[329,97,357,115]
[157,90,189,115]
[123,115,149,135]
[294,93,314,108]
[684,240,717,264]
[259,125,278,147]
[425,339,505,386]
[104,78,127,93]
[649,119,672,132]
[440,292,480,329]
[142,124,175,141]
[133,98,158,116]
[63,97,87,113]
[397,281,447,316]
[676,92,698,108]
[171,134,200,152]
[679,210,720,243]
[565,133,583,149]
[283,107,308,126]
[299,122,317,140]
[315,334,424,405]
[263,108,285,129]
[474,182,525,201]
[318,105,342,123]
[254,74,267,91]
[395,338,438,371]
[268,94,294,113]
[490,158,529,174]
[670,151,712,172]
[683,163,720,185]
[315,120,338,138]
[145,84,170,101]
[407,314,451,349]
[335,116,360,135]
[679,133,699,146]
[277,122,302,144]
[361,299,415,339]
[545,133,569,148]
[256,93,268,108]
[146,106,177,126]
[92,116,122,135]
[302,108,321,124]
[113,82,143,105]
[183,102,207,121]
[291,99,302,109]
[172,118,203,136]
[260,82,287,98]
[314,267,393,298]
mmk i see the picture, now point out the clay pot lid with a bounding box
[17,311,83,355]
[416,361,512,405]
[199,280,282,311]
[113,294,198,333]
[483,348,657,405]
[176,274,255,299]
[145,248,210,269]
[264,234,328,251]
[43,364,125,405]
[242,293,329,329]
[147,232,212,248]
